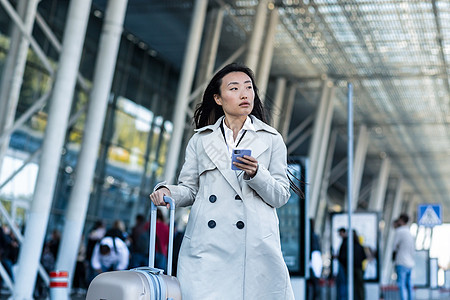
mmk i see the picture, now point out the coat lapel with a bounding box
[198,115,276,197]
[238,130,268,160]
[201,124,243,197]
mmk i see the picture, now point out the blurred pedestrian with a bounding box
[48,229,61,259]
[105,220,128,242]
[393,213,415,300]
[307,219,322,300]
[0,224,18,286]
[72,234,87,295]
[86,220,106,283]
[336,227,348,300]
[337,229,367,300]
[129,214,150,268]
[90,234,129,276]
[86,220,106,263]
[41,229,61,273]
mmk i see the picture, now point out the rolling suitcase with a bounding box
[86,196,182,300]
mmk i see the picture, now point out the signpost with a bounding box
[417,204,442,227]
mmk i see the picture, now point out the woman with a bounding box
[338,230,367,300]
[150,63,294,299]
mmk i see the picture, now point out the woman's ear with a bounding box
[214,94,222,106]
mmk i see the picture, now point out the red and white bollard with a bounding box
[49,270,69,300]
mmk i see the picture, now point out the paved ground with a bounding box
[3,286,449,299]
[0,288,87,299]
[317,285,450,300]
[382,289,450,300]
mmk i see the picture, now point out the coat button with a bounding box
[236,221,245,229]
[208,220,216,228]
[209,195,217,203]
[235,195,242,200]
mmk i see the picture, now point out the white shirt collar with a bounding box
[242,116,256,132]
[222,116,255,153]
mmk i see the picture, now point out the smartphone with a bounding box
[231,149,252,170]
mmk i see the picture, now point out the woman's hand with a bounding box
[234,155,259,178]
[149,187,171,209]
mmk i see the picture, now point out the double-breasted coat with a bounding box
[164,115,294,300]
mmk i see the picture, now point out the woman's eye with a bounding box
[230,87,237,91]
[247,86,253,89]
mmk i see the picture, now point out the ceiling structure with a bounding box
[93,0,450,222]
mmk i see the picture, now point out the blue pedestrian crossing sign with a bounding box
[417,204,442,227]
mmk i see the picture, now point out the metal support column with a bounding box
[281,84,296,139]
[381,179,404,285]
[315,129,337,233]
[351,125,369,211]
[307,82,331,187]
[308,82,335,218]
[271,77,286,130]
[0,0,39,174]
[286,115,313,146]
[368,157,391,211]
[13,1,92,298]
[129,55,152,227]
[195,7,224,89]
[347,83,354,300]
[245,0,268,73]
[0,0,53,74]
[165,0,207,184]
[287,128,312,156]
[257,6,278,99]
[328,157,348,186]
[55,0,128,295]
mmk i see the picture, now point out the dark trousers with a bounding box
[73,260,87,289]
[307,272,321,300]
[336,264,365,300]
[354,268,365,300]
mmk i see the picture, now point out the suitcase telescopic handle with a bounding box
[149,196,175,276]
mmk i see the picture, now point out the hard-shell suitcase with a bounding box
[86,196,182,300]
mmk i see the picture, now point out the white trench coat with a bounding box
[165,115,294,300]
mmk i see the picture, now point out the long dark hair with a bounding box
[194,63,303,198]
[193,63,267,128]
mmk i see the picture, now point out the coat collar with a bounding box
[195,115,278,135]
[198,115,277,197]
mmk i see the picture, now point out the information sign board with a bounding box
[417,204,442,227]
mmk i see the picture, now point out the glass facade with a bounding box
[0,0,179,234]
